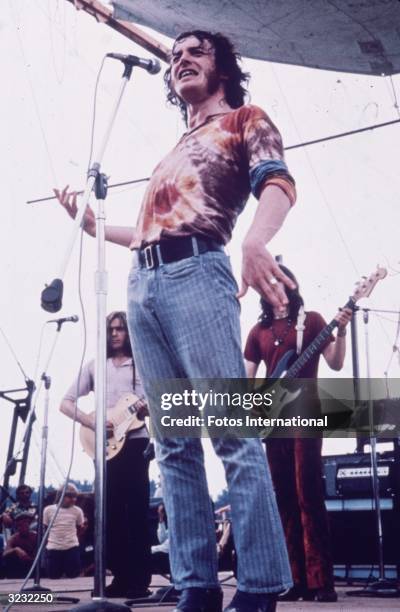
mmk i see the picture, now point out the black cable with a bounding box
[26,176,150,204]
[0,326,30,382]
[285,118,400,151]
[388,76,400,120]
[26,117,399,205]
[87,56,106,171]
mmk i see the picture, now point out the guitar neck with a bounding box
[285,298,355,379]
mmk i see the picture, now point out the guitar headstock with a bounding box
[351,266,387,303]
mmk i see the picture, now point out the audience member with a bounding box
[151,503,169,556]
[43,484,85,579]
[1,485,37,532]
[2,513,37,578]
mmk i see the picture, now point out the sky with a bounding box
[0,0,399,499]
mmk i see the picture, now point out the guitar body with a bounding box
[253,375,301,424]
[269,349,296,379]
[79,393,145,461]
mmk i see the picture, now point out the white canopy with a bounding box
[113,0,400,75]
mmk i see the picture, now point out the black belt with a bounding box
[137,236,223,270]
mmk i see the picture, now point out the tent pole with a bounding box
[67,0,170,62]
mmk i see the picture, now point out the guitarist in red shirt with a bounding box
[244,265,352,603]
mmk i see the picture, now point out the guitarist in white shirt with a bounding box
[245,265,352,604]
[60,311,151,599]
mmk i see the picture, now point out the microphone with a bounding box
[106,53,161,75]
[47,315,79,325]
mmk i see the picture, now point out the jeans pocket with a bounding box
[161,256,201,279]
[206,252,239,298]
[128,265,140,285]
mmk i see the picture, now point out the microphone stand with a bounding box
[66,59,137,612]
[21,325,79,605]
[350,306,365,452]
[347,309,400,597]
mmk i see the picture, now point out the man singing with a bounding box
[56,30,297,612]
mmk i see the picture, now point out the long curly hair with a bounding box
[164,30,250,124]
[259,265,304,328]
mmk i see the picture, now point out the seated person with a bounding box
[216,518,236,575]
[43,484,85,579]
[1,485,37,532]
[147,504,179,604]
[2,513,37,578]
[151,503,169,555]
[151,503,170,575]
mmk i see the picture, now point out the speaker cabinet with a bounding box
[322,452,400,570]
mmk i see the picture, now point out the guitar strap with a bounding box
[295,306,306,355]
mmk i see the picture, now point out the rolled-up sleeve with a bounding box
[63,360,94,403]
[242,105,296,205]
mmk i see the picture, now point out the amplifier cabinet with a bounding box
[322,452,400,568]
[325,499,399,565]
[323,451,396,499]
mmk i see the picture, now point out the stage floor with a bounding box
[0,574,399,611]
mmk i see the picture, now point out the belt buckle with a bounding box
[143,245,154,269]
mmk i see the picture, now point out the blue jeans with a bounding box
[127,249,292,593]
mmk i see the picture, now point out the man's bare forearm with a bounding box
[323,335,346,371]
[245,360,259,378]
[60,399,92,428]
[238,185,294,304]
[104,225,136,248]
[243,185,291,248]
[323,309,352,371]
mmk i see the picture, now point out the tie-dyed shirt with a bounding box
[131,104,296,248]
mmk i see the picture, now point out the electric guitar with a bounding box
[79,393,146,461]
[253,266,387,431]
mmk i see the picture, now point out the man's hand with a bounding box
[2,512,13,528]
[78,518,88,539]
[105,420,114,438]
[53,185,96,237]
[335,307,353,334]
[135,398,149,421]
[238,240,296,310]
[14,547,30,561]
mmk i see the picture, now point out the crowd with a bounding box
[0,485,234,584]
[0,483,89,580]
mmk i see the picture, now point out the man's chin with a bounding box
[175,82,206,104]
